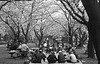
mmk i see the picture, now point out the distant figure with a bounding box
[43,42,47,47]
[52,47,56,51]
[47,51,57,63]
[39,50,46,62]
[58,51,66,63]
[67,51,78,63]
[10,43,18,50]
[65,46,68,51]
[57,46,62,53]
[67,46,72,52]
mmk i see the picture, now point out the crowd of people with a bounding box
[8,42,30,58]
[24,45,80,64]
[7,40,81,64]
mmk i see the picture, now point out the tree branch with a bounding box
[60,0,88,25]
[0,16,16,37]
[26,22,30,36]
[34,28,41,40]
[45,9,69,34]
[20,24,25,36]
[72,25,82,36]
[0,1,11,10]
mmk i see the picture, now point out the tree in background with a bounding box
[46,1,87,48]
[0,1,41,44]
[77,26,88,47]
[59,0,95,58]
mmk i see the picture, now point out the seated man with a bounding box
[67,51,78,63]
[33,49,46,63]
[47,51,57,63]
[58,51,66,63]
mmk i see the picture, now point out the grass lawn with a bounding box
[75,49,98,64]
[0,47,25,64]
[0,43,98,64]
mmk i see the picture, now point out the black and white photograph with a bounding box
[0,0,99,64]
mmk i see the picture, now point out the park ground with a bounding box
[0,43,98,64]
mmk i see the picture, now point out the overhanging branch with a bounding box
[60,0,88,25]
[0,1,11,10]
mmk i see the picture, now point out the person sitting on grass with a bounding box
[29,51,37,63]
[34,49,46,63]
[58,51,66,63]
[19,43,29,58]
[67,51,78,63]
[47,51,58,63]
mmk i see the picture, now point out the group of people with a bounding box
[25,45,79,64]
[16,43,29,58]
[8,41,80,64]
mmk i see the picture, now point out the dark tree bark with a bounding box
[21,22,31,43]
[87,24,95,58]
[81,0,100,63]
[0,1,11,10]
[0,17,18,42]
[34,27,44,47]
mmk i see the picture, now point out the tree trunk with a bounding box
[25,35,28,44]
[69,36,73,45]
[87,41,95,58]
[13,35,17,44]
[87,25,95,58]
[82,0,100,63]
[88,14,100,63]
[38,39,42,47]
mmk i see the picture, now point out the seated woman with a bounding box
[67,51,78,63]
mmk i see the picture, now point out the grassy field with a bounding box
[0,43,98,64]
[0,47,25,64]
[75,49,98,64]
